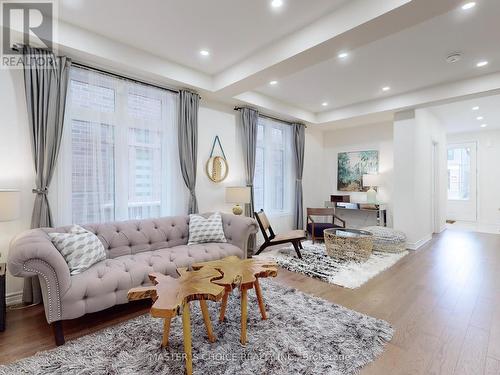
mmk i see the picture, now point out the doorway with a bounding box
[446,142,477,222]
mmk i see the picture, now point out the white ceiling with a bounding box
[59,0,348,75]
[28,0,500,126]
[255,0,500,113]
[429,94,500,134]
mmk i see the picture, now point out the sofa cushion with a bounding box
[60,242,243,319]
[48,225,106,275]
[188,212,226,245]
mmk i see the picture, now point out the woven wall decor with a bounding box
[206,136,229,183]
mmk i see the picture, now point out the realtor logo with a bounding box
[1,0,57,68]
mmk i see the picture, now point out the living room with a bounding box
[1,0,500,374]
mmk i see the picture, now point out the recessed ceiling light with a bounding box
[476,60,489,67]
[199,49,210,56]
[271,0,283,8]
[461,2,476,10]
[269,80,278,85]
[321,102,329,107]
[338,52,349,59]
[472,106,479,111]
[480,124,488,128]
[476,116,484,120]
[382,86,391,92]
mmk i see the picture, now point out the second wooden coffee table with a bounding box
[192,256,278,345]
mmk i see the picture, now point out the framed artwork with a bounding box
[337,150,379,192]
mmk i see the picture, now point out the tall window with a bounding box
[53,66,186,225]
[447,146,471,200]
[253,117,293,214]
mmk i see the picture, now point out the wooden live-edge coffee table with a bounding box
[127,267,225,375]
[192,256,278,345]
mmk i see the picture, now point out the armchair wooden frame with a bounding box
[307,208,346,243]
[254,209,306,259]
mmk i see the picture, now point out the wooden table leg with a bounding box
[161,317,172,347]
[199,300,216,343]
[240,287,248,345]
[182,303,193,375]
[254,278,267,320]
[219,290,229,322]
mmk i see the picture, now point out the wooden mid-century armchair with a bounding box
[306,207,346,243]
[254,210,306,258]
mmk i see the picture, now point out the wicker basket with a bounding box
[361,226,407,253]
[324,229,373,262]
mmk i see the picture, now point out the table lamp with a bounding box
[363,174,380,203]
[225,186,251,215]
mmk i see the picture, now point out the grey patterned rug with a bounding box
[260,241,408,288]
[0,280,393,375]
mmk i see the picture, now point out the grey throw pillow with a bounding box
[48,225,106,275]
[188,212,227,245]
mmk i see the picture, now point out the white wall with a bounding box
[393,109,447,249]
[303,127,326,214]
[196,102,246,214]
[448,130,500,226]
[0,69,35,298]
[322,122,394,227]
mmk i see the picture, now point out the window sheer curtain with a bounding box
[253,117,294,216]
[51,66,187,226]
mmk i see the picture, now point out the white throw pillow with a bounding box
[188,212,227,245]
[48,225,106,275]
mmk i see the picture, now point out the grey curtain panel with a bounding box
[238,107,259,256]
[22,46,72,304]
[292,123,305,230]
[178,90,199,214]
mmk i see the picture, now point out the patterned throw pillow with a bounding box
[48,225,106,275]
[188,212,227,245]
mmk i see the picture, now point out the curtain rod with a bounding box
[72,62,181,95]
[234,107,307,128]
[13,44,199,98]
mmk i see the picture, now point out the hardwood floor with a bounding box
[1,229,500,374]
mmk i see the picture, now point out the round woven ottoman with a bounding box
[361,226,407,253]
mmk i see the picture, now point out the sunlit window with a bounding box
[447,146,471,200]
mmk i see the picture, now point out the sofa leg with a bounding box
[51,321,65,346]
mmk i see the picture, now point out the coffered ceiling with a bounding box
[22,0,500,126]
[59,0,349,75]
[254,0,500,113]
[429,94,500,134]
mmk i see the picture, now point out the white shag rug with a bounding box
[260,241,408,289]
[0,280,393,375]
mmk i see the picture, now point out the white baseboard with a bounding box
[6,290,23,306]
[406,234,433,250]
[437,224,447,233]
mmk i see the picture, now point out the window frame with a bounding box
[253,117,294,216]
[52,66,183,225]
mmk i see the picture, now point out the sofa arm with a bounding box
[7,229,71,323]
[220,213,259,257]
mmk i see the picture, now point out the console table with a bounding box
[331,202,388,227]
[1,263,5,332]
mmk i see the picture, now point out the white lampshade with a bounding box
[225,186,251,204]
[363,174,381,187]
[0,189,21,222]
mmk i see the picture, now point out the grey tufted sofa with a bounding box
[8,213,258,345]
